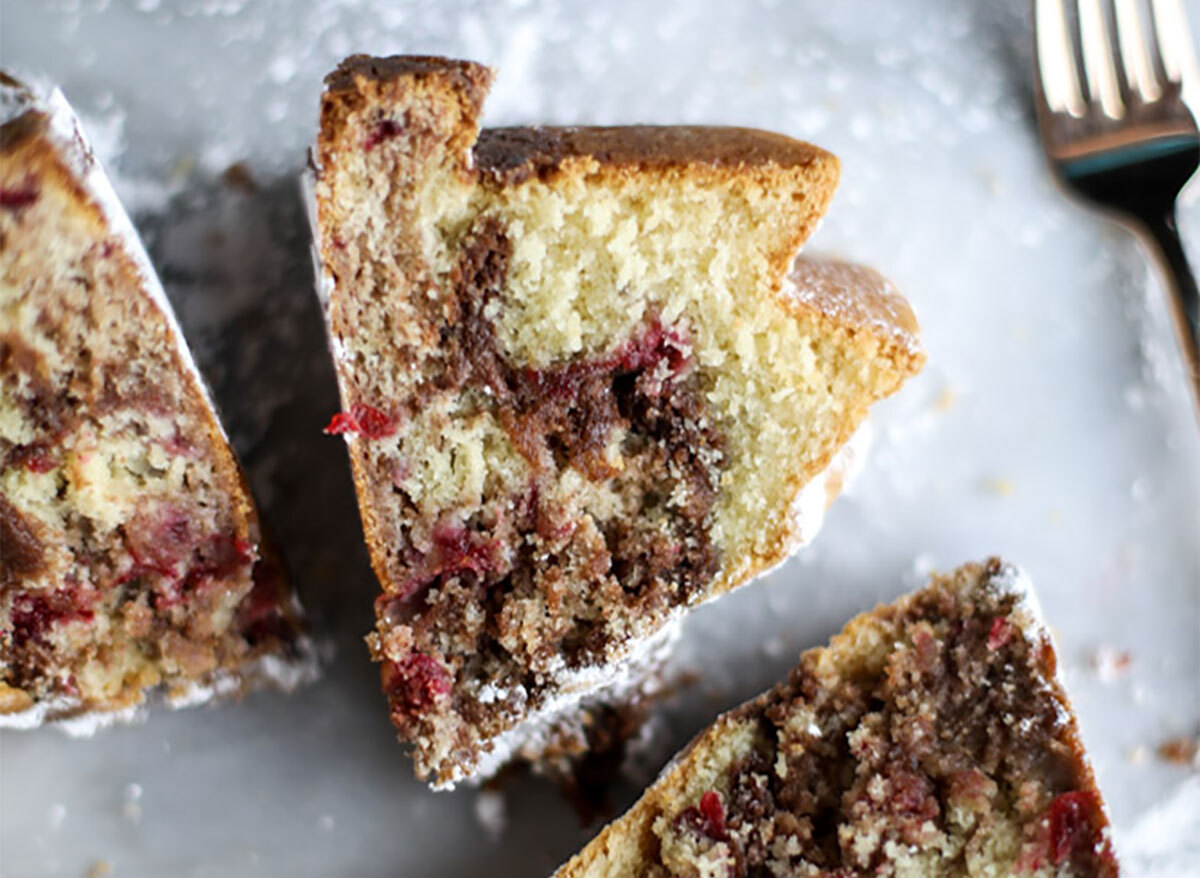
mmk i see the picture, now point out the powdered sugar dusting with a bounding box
[1117,777,1200,878]
[0,696,143,734]
[983,562,1045,640]
[982,563,1079,736]
[0,635,319,734]
[166,638,321,710]
[783,256,923,359]
[440,615,683,790]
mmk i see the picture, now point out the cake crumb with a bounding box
[1158,736,1200,767]
[1127,745,1148,765]
[85,861,114,878]
[975,165,1004,197]
[934,384,956,412]
[903,553,936,588]
[220,161,256,192]
[121,783,143,825]
[762,636,786,659]
[474,790,507,841]
[980,477,1015,497]
[48,803,67,830]
[1090,645,1132,683]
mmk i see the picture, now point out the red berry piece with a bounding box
[22,453,56,474]
[1047,790,1100,865]
[323,403,396,439]
[698,791,728,841]
[364,119,403,151]
[237,554,289,645]
[351,403,395,439]
[385,652,452,719]
[0,179,39,211]
[11,586,94,649]
[323,411,357,435]
[987,616,1013,651]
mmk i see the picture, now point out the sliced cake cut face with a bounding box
[310,54,923,787]
[555,560,1118,878]
[0,75,309,727]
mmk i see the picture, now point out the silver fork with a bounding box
[1034,0,1200,411]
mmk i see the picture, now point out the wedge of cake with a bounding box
[308,55,924,788]
[555,559,1118,878]
[0,74,311,729]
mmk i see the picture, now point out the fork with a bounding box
[1034,0,1200,411]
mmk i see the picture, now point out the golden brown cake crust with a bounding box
[324,53,494,113]
[555,559,1117,878]
[474,124,836,183]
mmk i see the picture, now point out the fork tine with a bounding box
[1150,0,1200,97]
[1079,0,1125,116]
[1103,0,1137,106]
[1036,0,1088,116]
[1113,0,1162,102]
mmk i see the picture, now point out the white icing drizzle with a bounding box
[0,693,141,733]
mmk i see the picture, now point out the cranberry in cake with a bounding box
[0,75,310,728]
[307,55,924,788]
[555,560,1118,878]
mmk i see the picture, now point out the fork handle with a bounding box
[1143,207,1200,414]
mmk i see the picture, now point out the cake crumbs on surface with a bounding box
[933,383,957,412]
[1091,645,1133,684]
[85,861,114,878]
[474,789,508,841]
[48,802,67,830]
[980,476,1016,497]
[1157,736,1200,768]
[121,783,143,825]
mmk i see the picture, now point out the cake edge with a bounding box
[1,72,321,727]
[551,559,1116,877]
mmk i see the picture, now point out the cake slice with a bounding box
[0,75,311,728]
[555,560,1118,878]
[308,55,924,788]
